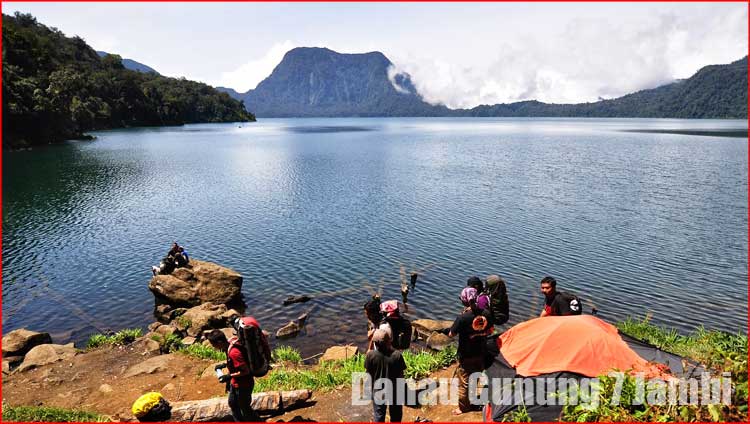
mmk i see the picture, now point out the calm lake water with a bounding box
[3,118,747,356]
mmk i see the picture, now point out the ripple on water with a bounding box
[2,119,747,349]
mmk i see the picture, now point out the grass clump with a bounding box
[255,353,365,393]
[557,317,748,422]
[2,405,108,422]
[179,343,227,361]
[150,333,183,353]
[272,346,302,364]
[402,345,457,379]
[254,345,457,393]
[86,328,142,349]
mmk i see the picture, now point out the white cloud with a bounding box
[211,41,297,92]
[389,7,748,108]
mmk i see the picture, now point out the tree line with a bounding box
[2,13,255,149]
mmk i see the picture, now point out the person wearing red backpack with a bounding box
[207,330,258,422]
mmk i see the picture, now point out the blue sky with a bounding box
[3,2,747,107]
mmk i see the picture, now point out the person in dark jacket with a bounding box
[485,274,509,326]
[447,287,492,415]
[365,329,406,422]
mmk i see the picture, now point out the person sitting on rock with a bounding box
[151,254,176,276]
[174,247,189,268]
[168,241,181,257]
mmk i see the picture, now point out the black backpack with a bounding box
[557,292,583,315]
[386,316,413,350]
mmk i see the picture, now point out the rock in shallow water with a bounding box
[148,260,242,307]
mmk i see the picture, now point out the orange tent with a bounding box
[499,315,668,378]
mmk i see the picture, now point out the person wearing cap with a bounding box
[485,274,510,326]
[446,287,493,415]
[365,328,407,422]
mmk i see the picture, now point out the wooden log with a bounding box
[167,389,312,421]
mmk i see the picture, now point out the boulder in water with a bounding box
[283,295,312,306]
[2,328,53,357]
[148,259,242,307]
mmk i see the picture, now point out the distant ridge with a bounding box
[96,51,159,75]
[229,47,747,119]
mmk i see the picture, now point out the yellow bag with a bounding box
[131,392,164,418]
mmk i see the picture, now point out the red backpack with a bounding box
[233,316,272,377]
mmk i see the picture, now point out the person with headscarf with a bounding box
[446,287,493,415]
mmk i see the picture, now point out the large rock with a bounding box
[411,319,453,334]
[17,343,76,372]
[168,390,313,421]
[123,354,177,378]
[426,333,454,351]
[2,328,53,357]
[320,345,358,362]
[177,303,228,337]
[148,259,243,307]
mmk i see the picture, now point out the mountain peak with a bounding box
[242,47,445,117]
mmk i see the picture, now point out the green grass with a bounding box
[86,328,142,349]
[150,333,184,353]
[2,405,108,422]
[616,316,748,368]
[254,346,457,393]
[402,345,457,379]
[557,317,748,422]
[179,343,227,361]
[272,345,302,364]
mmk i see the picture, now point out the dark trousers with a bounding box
[228,384,257,422]
[373,403,402,422]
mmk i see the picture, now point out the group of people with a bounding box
[363,274,579,421]
[133,271,579,423]
[151,242,190,276]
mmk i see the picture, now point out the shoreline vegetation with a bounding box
[2,318,746,422]
[2,12,254,149]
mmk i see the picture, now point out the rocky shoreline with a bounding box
[2,259,461,421]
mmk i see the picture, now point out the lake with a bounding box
[2,118,747,356]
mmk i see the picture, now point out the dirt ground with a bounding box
[2,344,483,422]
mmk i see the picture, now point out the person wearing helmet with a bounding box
[446,287,492,415]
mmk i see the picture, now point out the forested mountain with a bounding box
[468,56,748,118]
[2,13,254,149]
[96,51,159,74]
[236,47,452,117]
[230,46,746,119]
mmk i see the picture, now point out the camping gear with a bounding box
[132,392,171,421]
[233,316,272,377]
[556,291,583,315]
[483,315,701,421]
